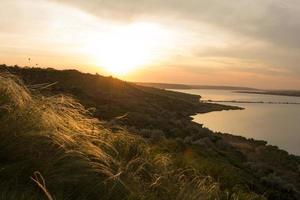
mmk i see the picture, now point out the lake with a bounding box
[173,89,300,155]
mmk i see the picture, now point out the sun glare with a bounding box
[86,22,169,76]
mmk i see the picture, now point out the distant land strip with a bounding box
[237,90,300,97]
[136,82,300,98]
[203,100,300,105]
[135,82,257,90]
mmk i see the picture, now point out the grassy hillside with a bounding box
[0,73,226,200]
[0,65,300,200]
[0,65,239,138]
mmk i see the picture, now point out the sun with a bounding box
[97,25,150,75]
[85,22,169,76]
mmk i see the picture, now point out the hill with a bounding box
[0,64,300,200]
[0,65,239,137]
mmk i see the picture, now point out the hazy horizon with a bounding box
[1,0,300,89]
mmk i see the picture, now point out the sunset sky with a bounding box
[1,0,300,89]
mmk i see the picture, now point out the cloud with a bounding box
[50,0,300,86]
[51,0,300,49]
[196,43,300,75]
[2,0,299,88]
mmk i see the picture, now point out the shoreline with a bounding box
[196,102,244,114]
[191,110,300,156]
[202,100,300,105]
[237,90,300,98]
[192,102,300,156]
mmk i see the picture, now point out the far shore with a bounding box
[202,100,300,105]
[237,90,300,97]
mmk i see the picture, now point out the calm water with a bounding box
[174,89,300,155]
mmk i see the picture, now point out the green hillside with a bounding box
[0,65,299,200]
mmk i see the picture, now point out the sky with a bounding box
[0,0,300,89]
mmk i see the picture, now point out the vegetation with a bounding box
[0,65,299,200]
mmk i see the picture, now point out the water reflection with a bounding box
[174,89,300,155]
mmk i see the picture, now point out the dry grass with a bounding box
[0,73,265,200]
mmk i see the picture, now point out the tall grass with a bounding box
[0,73,265,200]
